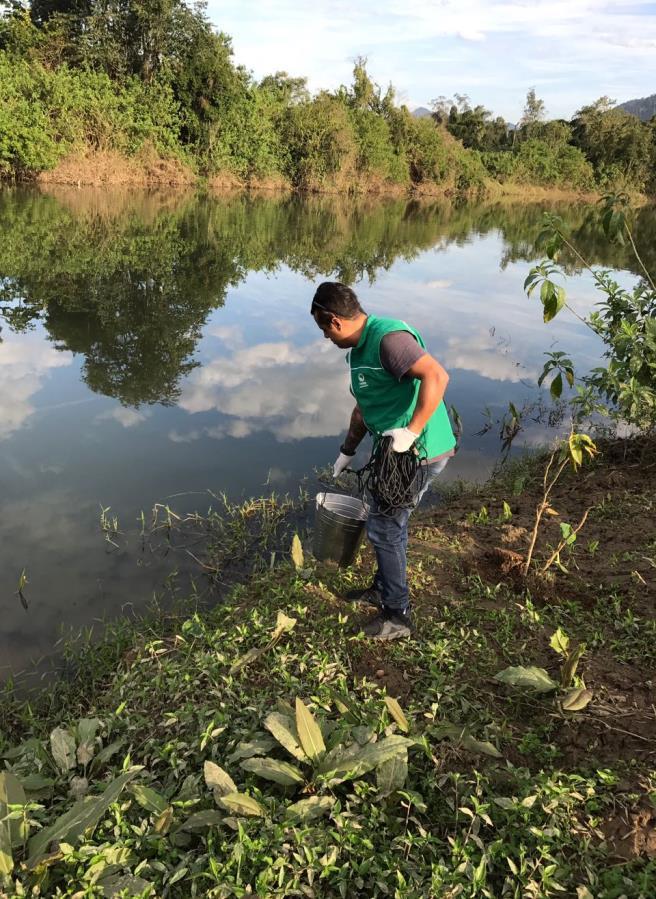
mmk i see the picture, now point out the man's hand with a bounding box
[333,450,355,478]
[383,427,419,453]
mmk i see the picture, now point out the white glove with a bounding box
[382,426,420,453]
[333,451,355,478]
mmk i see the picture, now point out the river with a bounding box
[1,187,652,679]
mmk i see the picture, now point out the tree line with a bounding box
[1,0,655,194]
[433,90,656,194]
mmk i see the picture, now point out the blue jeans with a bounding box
[366,457,449,613]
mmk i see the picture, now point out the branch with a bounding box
[541,506,593,573]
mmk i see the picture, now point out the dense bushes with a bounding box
[1,2,654,193]
[440,92,656,195]
[511,140,595,190]
[0,54,186,176]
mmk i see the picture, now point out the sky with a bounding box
[204,0,656,121]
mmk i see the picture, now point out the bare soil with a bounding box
[406,439,656,773]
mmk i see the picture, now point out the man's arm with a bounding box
[342,404,368,454]
[406,354,449,435]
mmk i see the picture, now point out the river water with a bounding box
[1,187,652,679]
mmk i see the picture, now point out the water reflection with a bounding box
[1,188,653,416]
[1,186,653,678]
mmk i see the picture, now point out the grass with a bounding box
[0,439,655,897]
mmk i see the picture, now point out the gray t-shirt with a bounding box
[380,330,426,380]
[379,330,454,464]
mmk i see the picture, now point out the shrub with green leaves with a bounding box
[526,197,656,432]
[0,52,186,176]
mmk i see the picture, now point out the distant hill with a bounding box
[617,94,656,121]
[411,106,433,118]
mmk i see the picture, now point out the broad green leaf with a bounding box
[90,739,124,774]
[179,809,224,831]
[77,718,102,745]
[175,774,199,802]
[549,628,570,656]
[291,534,304,570]
[99,873,155,898]
[550,372,563,399]
[319,735,414,785]
[203,761,236,798]
[19,773,54,794]
[0,770,27,847]
[462,734,502,758]
[561,688,593,712]
[376,749,408,796]
[69,776,89,800]
[50,727,76,774]
[129,783,169,815]
[0,836,14,875]
[227,735,277,763]
[295,698,325,762]
[27,767,141,867]
[543,293,558,323]
[435,724,502,758]
[317,739,363,774]
[285,796,335,822]
[0,770,27,874]
[76,718,102,765]
[218,791,265,817]
[561,644,586,688]
[494,666,558,693]
[229,647,264,675]
[384,696,409,733]
[1,738,45,762]
[351,725,375,746]
[555,285,566,315]
[264,712,307,762]
[241,757,304,786]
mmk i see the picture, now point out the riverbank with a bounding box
[27,149,618,202]
[1,437,654,896]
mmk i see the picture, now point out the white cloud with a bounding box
[425,279,454,289]
[458,29,486,42]
[168,428,202,443]
[208,324,245,347]
[442,330,540,383]
[177,339,353,441]
[206,0,656,119]
[97,407,149,428]
[0,336,73,440]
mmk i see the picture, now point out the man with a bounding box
[311,281,456,640]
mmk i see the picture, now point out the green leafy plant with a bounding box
[522,432,597,576]
[495,628,591,712]
[539,351,575,400]
[526,197,656,432]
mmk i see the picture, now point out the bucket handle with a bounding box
[318,491,368,517]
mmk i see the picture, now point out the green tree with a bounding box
[571,98,653,191]
[519,87,546,138]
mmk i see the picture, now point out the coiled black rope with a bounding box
[355,435,427,516]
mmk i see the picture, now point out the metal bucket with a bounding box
[313,492,369,567]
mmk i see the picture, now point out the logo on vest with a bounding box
[357,372,368,388]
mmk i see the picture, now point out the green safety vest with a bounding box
[348,314,456,460]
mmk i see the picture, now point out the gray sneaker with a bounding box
[343,584,383,609]
[363,609,413,640]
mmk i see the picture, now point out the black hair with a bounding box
[310,282,364,325]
